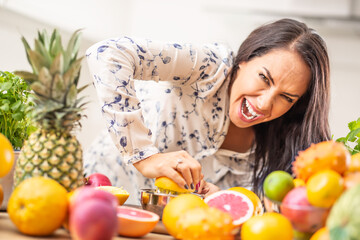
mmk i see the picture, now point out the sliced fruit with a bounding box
[155,173,194,194]
[241,212,293,240]
[162,194,207,238]
[306,170,344,208]
[263,170,294,202]
[228,187,263,215]
[177,207,235,240]
[117,206,159,237]
[204,190,254,226]
[95,186,129,205]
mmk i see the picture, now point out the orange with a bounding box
[0,133,14,178]
[347,152,360,172]
[162,194,207,238]
[95,186,130,205]
[0,184,3,206]
[306,170,344,208]
[263,170,294,202]
[117,206,159,237]
[343,171,360,190]
[293,178,306,187]
[7,176,68,236]
[177,207,235,240]
[228,187,263,215]
[310,227,330,240]
[155,173,194,193]
[241,212,293,240]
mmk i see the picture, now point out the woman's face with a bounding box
[229,49,311,128]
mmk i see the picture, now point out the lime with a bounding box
[263,170,294,202]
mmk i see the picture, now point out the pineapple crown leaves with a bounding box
[14,28,89,132]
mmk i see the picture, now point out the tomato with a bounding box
[306,170,344,208]
[0,133,14,178]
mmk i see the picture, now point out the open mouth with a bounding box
[241,98,260,120]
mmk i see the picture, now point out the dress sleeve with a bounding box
[86,36,232,164]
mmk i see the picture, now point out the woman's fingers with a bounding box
[133,150,203,191]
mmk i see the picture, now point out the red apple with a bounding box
[84,173,112,187]
[69,187,118,211]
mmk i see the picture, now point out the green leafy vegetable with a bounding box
[336,117,360,155]
[0,71,35,149]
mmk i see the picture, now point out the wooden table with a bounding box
[0,212,173,240]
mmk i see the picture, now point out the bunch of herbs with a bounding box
[0,71,34,149]
[336,117,360,155]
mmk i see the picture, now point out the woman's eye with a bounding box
[259,73,270,85]
[283,95,294,103]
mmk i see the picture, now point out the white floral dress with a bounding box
[85,37,255,204]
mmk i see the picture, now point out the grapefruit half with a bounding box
[204,190,254,226]
[117,206,159,237]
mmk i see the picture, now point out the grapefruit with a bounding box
[228,187,263,216]
[204,190,254,226]
[162,194,207,238]
[117,206,159,237]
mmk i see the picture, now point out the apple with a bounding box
[84,173,112,187]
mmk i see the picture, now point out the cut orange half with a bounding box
[95,186,129,205]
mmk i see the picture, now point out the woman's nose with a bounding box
[257,91,274,112]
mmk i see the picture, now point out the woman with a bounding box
[85,18,330,204]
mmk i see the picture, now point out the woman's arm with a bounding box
[86,36,231,189]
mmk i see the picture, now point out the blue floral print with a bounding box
[84,37,256,204]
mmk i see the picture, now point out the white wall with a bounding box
[1,0,360,150]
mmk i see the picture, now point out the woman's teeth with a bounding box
[242,99,259,120]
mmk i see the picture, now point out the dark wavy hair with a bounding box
[228,18,331,195]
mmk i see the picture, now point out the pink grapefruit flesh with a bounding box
[204,190,254,226]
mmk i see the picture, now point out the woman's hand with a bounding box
[133,150,202,191]
[197,180,220,198]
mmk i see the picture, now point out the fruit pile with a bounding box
[263,140,360,240]
[160,182,267,240]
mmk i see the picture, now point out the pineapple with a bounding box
[14,29,87,191]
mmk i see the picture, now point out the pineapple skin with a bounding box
[14,129,83,192]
